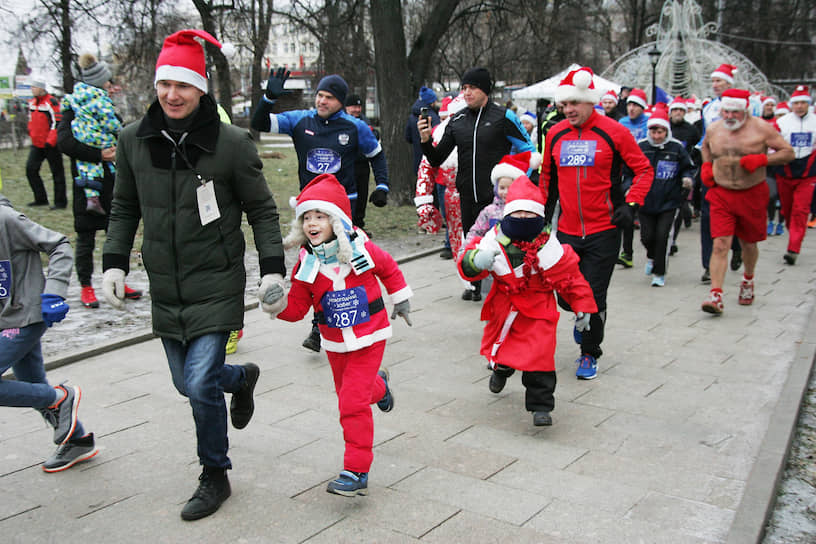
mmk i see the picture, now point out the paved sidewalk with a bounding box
[1,225,814,543]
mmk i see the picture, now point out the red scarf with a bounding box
[506,232,550,294]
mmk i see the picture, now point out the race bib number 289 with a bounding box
[559,140,596,167]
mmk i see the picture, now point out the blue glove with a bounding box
[264,67,292,100]
[41,294,69,327]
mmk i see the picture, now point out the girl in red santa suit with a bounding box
[458,175,597,426]
[274,173,412,497]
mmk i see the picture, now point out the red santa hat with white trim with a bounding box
[154,29,223,93]
[490,151,542,185]
[711,63,737,84]
[283,173,355,262]
[789,85,812,104]
[601,89,618,103]
[668,97,688,111]
[761,95,777,107]
[502,175,546,218]
[647,105,670,131]
[720,88,751,111]
[627,88,648,108]
[775,101,790,115]
[555,66,601,104]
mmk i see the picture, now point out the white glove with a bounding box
[472,249,499,271]
[258,273,286,316]
[390,300,412,326]
[102,268,126,310]
[682,177,693,190]
[575,312,591,332]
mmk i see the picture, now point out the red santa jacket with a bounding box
[458,227,597,372]
[28,93,60,148]
[277,240,412,353]
[541,111,654,237]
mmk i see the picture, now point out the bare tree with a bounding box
[190,0,236,119]
[230,0,274,132]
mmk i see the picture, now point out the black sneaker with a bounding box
[783,251,798,265]
[302,325,321,352]
[471,290,482,302]
[42,433,98,472]
[700,268,711,284]
[39,385,80,445]
[230,363,260,429]
[670,244,678,256]
[461,289,473,301]
[533,411,553,426]
[489,371,507,394]
[730,249,742,271]
[181,467,231,521]
[439,247,453,260]
[376,369,394,412]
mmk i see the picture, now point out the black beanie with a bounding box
[316,74,348,105]
[346,94,362,107]
[461,67,492,96]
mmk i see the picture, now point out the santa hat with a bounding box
[711,63,737,84]
[627,88,648,108]
[775,101,791,115]
[555,66,601,104]
[490,151,542,186]
[668,97,688,111]
[155,29,222,93]
[761,95,777,107]
[789,85,812,104]
[647,105,670,130]
[601,89,618,103]
[283,174,354,262]
[721,88,751,111]
[439,93,466,119]
[519,111,536,126]
[502,175,546,218]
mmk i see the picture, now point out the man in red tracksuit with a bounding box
[26,79,66,208]
[541,66,654,380]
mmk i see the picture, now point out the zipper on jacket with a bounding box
[472,107,483,201]
[575,128,586,238]
[166,139,187,341]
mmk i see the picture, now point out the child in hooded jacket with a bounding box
[458,175,597,426]
[270,173,412,497]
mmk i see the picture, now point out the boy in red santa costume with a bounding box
[271,173,412,497]
[458,175,597,426]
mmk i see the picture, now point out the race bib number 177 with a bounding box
[559,140,596,167]
[0,260,11,299]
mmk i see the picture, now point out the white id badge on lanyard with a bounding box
[197,180,221,226]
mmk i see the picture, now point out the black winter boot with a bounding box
[180,467,231,521]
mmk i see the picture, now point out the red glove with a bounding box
[700,162,716,188]
[739,153,768,173]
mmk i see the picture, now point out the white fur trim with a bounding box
[555,85,601,104]
[296,199,352,229]
[503,199,545,218]
[529,152,542,170]
[721,96,749,111]
[491,164,526,185]
[790,95,812,104]
[155,65,208,93]
[537,235,564,271]
[647,117,670,130]
[414,195,434,206]
[627,95,647,108]
[387,285,413,304]
[710,70,734,84]
[321,326,392,353]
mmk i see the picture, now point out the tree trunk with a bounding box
[192,0,233,119]
[59,0,74,93]
[369,0,413,204]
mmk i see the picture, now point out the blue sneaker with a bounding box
[573,326,582,345]
[575,355,597,380]
[376,369,394,412]
[775,223,784,236]
[651,275,665,287]
[644,259,654,276]
[767,222,774,235]
[326,470,368,496]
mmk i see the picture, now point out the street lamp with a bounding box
[648,43,661,104]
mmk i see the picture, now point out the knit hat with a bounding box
[345,93,362,106]
[775,101,791,115]
[789,85,812,104]
[491,151,542,186]
[461,67,492,96]
[29,76,47,89]
[316,74,348,105]
[627,88,648,108]
[283,173,354,262]
[502,175,546,218]
[555,66,601,104]
[78,53,112,88]
[419,86,438,105]
[647,105,670,130]
[668,97,688,111]
[721,88,751,111]
[155,29,222,93]
[711,63,737,84]
[601,89,618,104]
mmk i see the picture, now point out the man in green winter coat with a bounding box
[102,29,287,521]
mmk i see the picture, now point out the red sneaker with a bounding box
[124,285,143,300]
[701,290,724,314]
[738,280,754,305]
[81,286,99,308]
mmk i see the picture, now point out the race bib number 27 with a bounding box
[559,140,596,167]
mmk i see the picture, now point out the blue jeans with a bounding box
[161,333,243,469]
[0,322,86,438]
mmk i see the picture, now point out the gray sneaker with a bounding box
[40,385,81,445]
[42,433,98,472]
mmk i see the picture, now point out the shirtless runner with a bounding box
[700,88,794,314]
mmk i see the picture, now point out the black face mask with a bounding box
[501,215,545,242]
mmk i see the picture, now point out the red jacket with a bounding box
[277,241,412,353]
[541,111,653,237]
[28,94,60,148]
